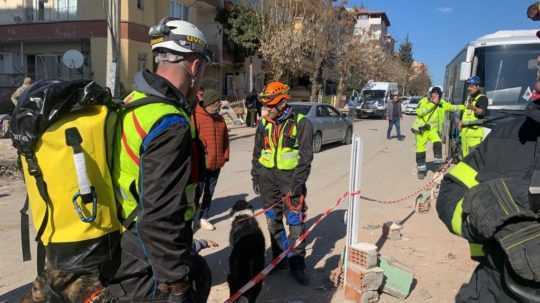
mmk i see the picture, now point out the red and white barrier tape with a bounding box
[224,162,452,302]
[224,191,359,303]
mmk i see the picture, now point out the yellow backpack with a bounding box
[11,80,121,272]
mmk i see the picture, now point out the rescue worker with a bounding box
[460,76,489,157]
[251,81,314,286]
[108,18,212,302]
[437,82,540,302]
[413,86,465,179]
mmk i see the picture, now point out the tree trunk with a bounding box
[310,70,320,102]
[310,55,324,102]
[336,73,346,108]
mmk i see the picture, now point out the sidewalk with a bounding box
[228,125,257,141]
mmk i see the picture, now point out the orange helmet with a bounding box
[260,81,290,108]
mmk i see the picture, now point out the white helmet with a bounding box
[149,17,212,62]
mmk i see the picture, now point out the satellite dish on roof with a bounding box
[62,50,84,69]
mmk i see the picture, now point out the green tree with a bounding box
[216,3,262,63]
[398,35,414,67]
[398,35,414,95]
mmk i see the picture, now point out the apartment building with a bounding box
[0,0,224,96]
[351,8,395,53]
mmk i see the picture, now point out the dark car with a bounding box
[289,102,354,153]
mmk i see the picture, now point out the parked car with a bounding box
[289,102,353,153]
[404,97,421,115]
[346,98,363,118]
[400,96,411,112]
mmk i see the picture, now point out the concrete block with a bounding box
[346,265,384,291]
[388,223,402,241]
[344,284,380,303]
[379,256,414,299]
[348,242,378,269]
[359,290,379,303]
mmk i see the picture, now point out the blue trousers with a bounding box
[387,119,401,139]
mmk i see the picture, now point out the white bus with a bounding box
[445,30,540,109]
[444,30,540,158]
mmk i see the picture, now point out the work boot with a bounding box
[289,256,310,286]
[270,238,288,272]
[433,158,445,165]
[416,152,427,180]
[417,169,427,180]
[433,142,443,164]
[274,257,289,271]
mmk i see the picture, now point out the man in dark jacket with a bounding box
[108,18,212,302]
[437,82,540,302]
[386,92,403,140]
[245,90,260,127]
[251,81,314,286]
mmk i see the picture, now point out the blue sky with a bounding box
[348,0,539,85]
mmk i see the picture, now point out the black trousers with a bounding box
[107,231,211,303]
[246,109,258,127]
[258,168,307,269]
[456,250,522,303]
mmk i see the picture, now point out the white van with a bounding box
[357,81,399,118]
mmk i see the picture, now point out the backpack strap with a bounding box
[24,152,54,243]
[20,195,31,262]
[122,96,182,111]
[18,152,53,274]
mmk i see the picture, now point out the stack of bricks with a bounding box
[344,243,384,303]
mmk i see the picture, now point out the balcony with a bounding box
[0,0,79,25]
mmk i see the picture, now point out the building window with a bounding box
[137,0,144,10]
[56,0,78,20]
[169,0,189,20]
[33,0,78,21]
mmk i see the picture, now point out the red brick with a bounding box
[344,284,361,301]
[348,243,378,269]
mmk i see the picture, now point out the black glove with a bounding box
[418,124,431,133]
[462,178,537,241]
[495,220,540,282]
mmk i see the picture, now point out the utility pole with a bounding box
[106,0,121,98]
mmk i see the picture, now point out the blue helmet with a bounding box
[465,76,481,86]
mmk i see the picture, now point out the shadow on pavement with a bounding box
[255,209,346,302]
[208,194,263,226]
[0,283,31,302]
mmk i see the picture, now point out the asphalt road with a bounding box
[0,116,476,303]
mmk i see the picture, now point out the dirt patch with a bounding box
[0,160,20,179]
[0,139,21,180]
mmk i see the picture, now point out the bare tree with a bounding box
[258,0,337,101]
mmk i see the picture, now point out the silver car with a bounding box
[404,97,421,115]
[289,102,353,153]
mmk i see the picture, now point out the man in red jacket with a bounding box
[193,89,230,230]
